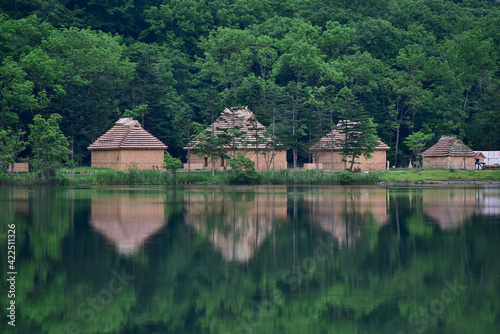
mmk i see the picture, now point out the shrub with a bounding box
[227,154,261,184]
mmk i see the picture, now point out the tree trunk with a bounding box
[330,115,334,171]
[212,123,215,177]
[255,127,259,171]
[292,103,297,170]
[394,125,400,167]
[211,155,215,177]
[272,106,276,174]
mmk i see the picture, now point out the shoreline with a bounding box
[2,168,500,187]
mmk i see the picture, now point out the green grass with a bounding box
[2,167,500,186]
[260,169,380,184]
[376,168,500,183]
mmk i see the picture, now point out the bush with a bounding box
[227,154,261,184]
[338,171,354,184]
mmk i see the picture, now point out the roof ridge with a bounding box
[423,136,476,157]
[88,118,167,150]
[186,107,276,149]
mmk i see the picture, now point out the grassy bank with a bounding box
[0,167,223,186]
[376,168,500,183]
[2,167,500,186]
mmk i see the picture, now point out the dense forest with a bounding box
[1,0,499,167]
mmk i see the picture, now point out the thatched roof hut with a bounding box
[184,107,287,170]
[308,121,389,171]
[88,118,167,171]
[422,136,483,170]
[186,107,270,149]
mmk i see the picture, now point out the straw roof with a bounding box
[423,136,477,158]
[310,121,389,151]
[88,118,167,151]
[185,107,276,150]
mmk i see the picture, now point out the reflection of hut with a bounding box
[4,188,30,213]
[88,118,167,171]
[185,187,287,262]
[422,136,483,170]
[184,107,287,171]
[481,189,500,216]
[421,188,494,229]
[309,121,389,171]
[90,194,167,255]
[305,188,389,247]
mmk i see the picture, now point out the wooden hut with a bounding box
[422,136,483,170]
[308,121,389,171]
[184,107,287,171]
[88,118,167,171]
[8,163,29,173]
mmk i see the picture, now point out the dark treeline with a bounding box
[1,0,499,166]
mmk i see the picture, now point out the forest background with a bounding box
[1,0,499,168]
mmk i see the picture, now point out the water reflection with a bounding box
[418,187,500,229]
[3,185,499,334]
[89,192,167,255]
[303,187,389,247]
[184,186,288,262]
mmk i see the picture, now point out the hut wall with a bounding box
[422,156,476,170]
[244,149,287,171]
[91,150,165,171]
[313,150,387,171]
[8,163,29,173]
[120,150,165,170]
[185,150,288,171]
[304,163,324,170]
[91,150,121,169]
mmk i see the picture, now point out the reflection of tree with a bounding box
[2,186,500,334]
[0,188,140,334]
[184,186,287,262]
[89,192,167,255]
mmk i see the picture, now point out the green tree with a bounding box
[381,45,431,166]
[403,131,433,171]
[226,153,261,184]
[163,151,183,183]
[0,128,26,173]
[28,113,70,178]
[42,27,135,151]
[273,20,324,168]
[197,27,256,106]
[335,87,379,171]
[193,125,232,177]
[0,57,39,128]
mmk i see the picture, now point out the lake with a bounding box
[1,185,499,334]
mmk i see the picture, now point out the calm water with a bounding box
[1,185,499,334]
